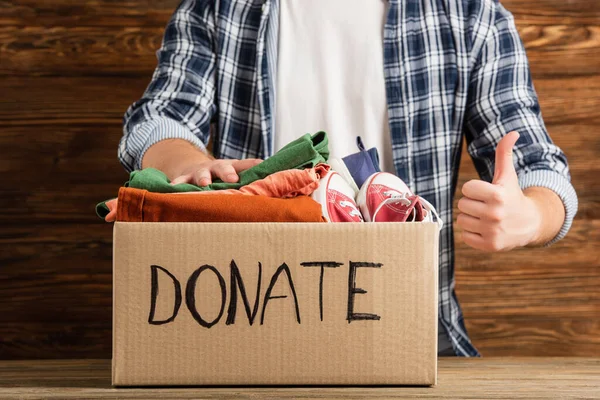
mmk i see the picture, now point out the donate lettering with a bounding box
[147,260,383,327]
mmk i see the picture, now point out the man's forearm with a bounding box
[142,139,213,181]
[524,186,565,246]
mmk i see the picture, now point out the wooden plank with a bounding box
[0,323,111,360]
[524,25,600,78]
[2,75,597,126]
[503,0,600,25]
[0,225,112,273]
[0,0,178,28]
[0,124,127,224]
[0,358,599,397]
[0,76,148,126]
[465,318,600,356]
[0,124,125,182]
[535,76,600,125]
[2,0,599,27]
[0,26,165,77]
[0,225,112,325]
[1,25,599,78]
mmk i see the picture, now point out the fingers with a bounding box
[458,196,506,222]
[457,197,487,218]
[231,158,262,172]
[456,213,482,234]
[213,159,261,182]
[172,169,212,186]
[170,158,261,187]
[212,163,239,183]
[462,179,500,203]
[192,168,212,186]
[171,174,193,185]
[461,231,487,251]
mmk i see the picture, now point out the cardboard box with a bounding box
[112,222,439,386]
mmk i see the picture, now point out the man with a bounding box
[119,0,577,356]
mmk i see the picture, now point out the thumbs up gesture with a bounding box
[456,131,542,252]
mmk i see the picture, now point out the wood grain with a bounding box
[0,0,178,28]
[504,0,600,25]
[0,226,112,327]
[0,76,148,125]
[0,323,111,360]
[0,358,599,399]
[0,26,165,77]
[2,75,598,127]
[1,0,599,360]
[2,25,600,78]
[524,25,600,78]
[465,318,600,356]
[1,0,599,27]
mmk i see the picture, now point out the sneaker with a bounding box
[341,136,382,188]
[311,170,364,222]
[356,172,443,228]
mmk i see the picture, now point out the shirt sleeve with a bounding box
[463,0,578,246]
[119,0,217,172]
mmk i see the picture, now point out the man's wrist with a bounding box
[522,192,544,247]
[523,187,564,247]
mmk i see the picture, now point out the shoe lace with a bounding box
[383,191,412,206]
[418,196,444,230]
[376,191,444,230]
[373,191,416,222]
[339,200,363,218]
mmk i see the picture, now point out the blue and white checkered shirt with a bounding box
[119,0,578,356]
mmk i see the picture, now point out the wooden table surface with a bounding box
[0,358,598,399]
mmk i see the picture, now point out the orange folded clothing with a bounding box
[102,164,330,222]
[231,163,329,198]
[115,187,326,223]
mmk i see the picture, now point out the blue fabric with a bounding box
[342,137,382,188]
[119,0,578,357]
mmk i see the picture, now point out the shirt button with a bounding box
[262,2,267,12]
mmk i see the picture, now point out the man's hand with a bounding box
[170,158,262,186]
[142,138,261,186]
[456,131,549,252]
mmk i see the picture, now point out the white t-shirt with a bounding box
[274,0,395,173]
[274,0,453,355]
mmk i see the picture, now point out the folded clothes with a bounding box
[97,164,330,221]
[126,131,329,194]
[230,163,329,198]
[113,187,326,223]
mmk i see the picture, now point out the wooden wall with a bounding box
[0,0,598,359]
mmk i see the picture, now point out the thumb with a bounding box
[492,131,519,185]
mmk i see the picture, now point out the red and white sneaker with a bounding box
[311,171,364,222]
[356,172,443,228]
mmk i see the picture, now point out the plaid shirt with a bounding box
[120,0,578,356]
